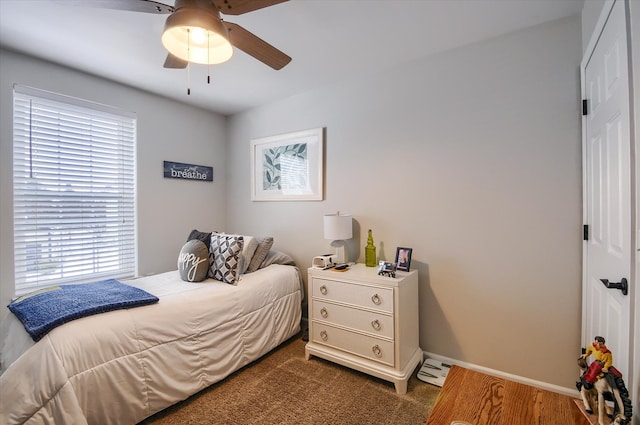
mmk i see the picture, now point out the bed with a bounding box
[0,253,303,424]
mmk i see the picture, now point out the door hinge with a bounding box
[583,224,589,241]
[582,99,588,116]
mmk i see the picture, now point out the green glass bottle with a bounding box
[365,229,377,267]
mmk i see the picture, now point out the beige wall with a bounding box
[226,16,583,389]
[0,49,228,320]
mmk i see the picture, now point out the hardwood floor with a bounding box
[426,365,590,425]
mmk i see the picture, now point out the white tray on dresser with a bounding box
[305,263,422,394]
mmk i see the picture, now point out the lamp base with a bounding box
[330,240,348,264]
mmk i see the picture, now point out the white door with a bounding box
[583,0,632,378]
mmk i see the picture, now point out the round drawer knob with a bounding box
[372,344,382,358]
[371,319,381,331]
[320,285,328,295]
[371,293,381,305]
[320,307,328,318]
[320,330,328,341]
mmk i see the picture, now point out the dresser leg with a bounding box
[304,346,311,361]
[394,380,408,395]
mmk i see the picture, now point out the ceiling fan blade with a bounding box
[58,0,174,14]
[213,0,287,16]
[163,53,188,69]
[224,22,291,70]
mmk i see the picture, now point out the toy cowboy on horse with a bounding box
[576,336,632,425]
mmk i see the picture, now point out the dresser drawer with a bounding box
[312,278,393,313]
[311,300,394,339]
[311,323,394,366]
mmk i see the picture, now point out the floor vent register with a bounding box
[417,358,451,387]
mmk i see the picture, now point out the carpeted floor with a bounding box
[140,335,440,425]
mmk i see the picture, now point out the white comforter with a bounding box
[0,265,302,425]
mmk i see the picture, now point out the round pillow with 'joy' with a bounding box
[177,239,209,282]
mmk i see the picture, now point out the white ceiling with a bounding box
[0,0,585,116]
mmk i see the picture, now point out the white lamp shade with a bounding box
[324,214,353,240]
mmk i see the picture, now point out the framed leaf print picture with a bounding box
[250,128,324,201]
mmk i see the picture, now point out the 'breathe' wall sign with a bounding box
[164,161,213,182]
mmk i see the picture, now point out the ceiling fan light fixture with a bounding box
[161,5,233,65]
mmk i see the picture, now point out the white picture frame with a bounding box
[251,128,324,201]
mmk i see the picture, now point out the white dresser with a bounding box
[305,263,421,394]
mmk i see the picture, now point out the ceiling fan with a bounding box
[75,0,291,70]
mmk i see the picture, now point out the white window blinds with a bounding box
[13,85,137,295]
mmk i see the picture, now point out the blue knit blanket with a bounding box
[8,279,159,341]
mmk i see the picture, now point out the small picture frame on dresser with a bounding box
[395,247,412,272]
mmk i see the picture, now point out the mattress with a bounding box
[0,264,302,424]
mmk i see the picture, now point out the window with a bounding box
[13,85,137,295]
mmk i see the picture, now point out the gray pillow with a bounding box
[246,236,274,273]
[260,250,296,268]
[187,229,212,249]
[177,239,210,282]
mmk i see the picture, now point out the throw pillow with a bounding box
[215,233,259,274]
[243,236,259,273]
[187,229,212,249]
[177,239,210,282]
[259,250,296,268]
[209,234,244,285]
[246,236,274,273]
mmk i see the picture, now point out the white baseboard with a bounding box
[423,351,581,399]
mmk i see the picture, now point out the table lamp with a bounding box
[324,212,353,264]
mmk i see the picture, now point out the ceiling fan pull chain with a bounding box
[187,29,191,95]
